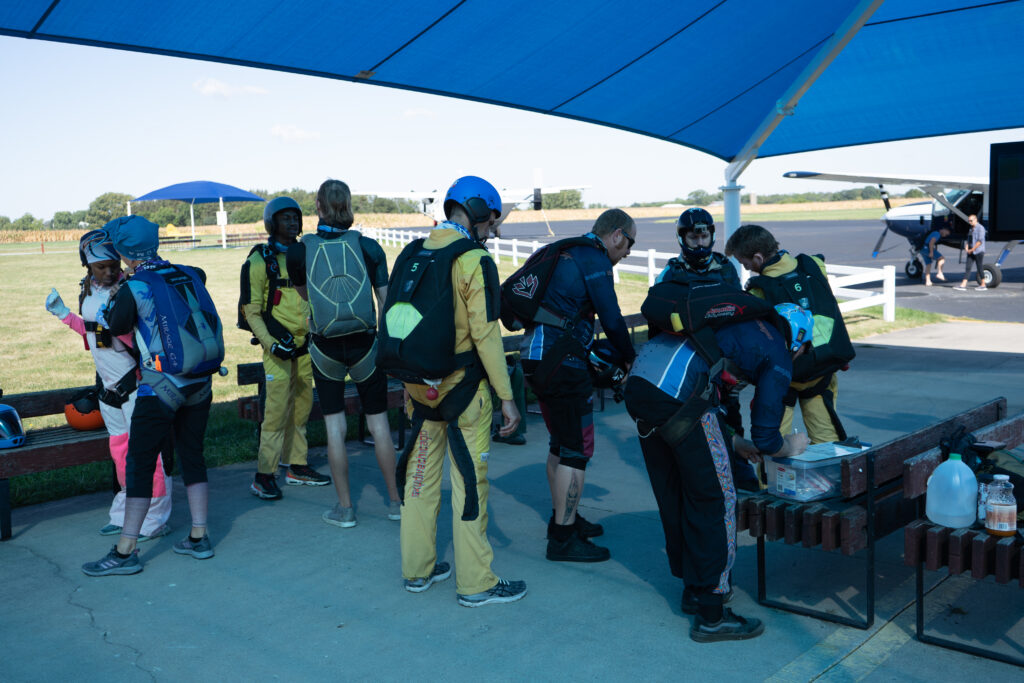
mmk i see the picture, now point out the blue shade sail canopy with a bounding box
[2,0,1023,161]
[133,181,264,204]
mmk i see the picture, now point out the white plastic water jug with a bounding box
[926,453,978,528]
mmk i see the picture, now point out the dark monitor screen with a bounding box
[988,141,1024,241]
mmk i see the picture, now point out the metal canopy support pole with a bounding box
[190,202,196,244]
[721,0,884,255]
[219,197,227,249]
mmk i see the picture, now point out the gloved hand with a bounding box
[45,288,70,319]
[270,339,297,360]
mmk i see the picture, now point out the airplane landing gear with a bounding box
[905,259,923,279]
[982,264,1002,288]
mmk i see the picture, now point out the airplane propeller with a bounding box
[871,184,893,258]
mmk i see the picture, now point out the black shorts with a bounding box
[311,331,388,416]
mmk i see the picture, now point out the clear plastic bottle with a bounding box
[984,474,1017,537]
[926,453,978,528]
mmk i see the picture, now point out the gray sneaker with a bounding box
[322,504,357,528]
[404,561,452,593]
[173,535,214,559]
[457,578,527,607]
[82,546,143,576]
[99,524,123,536]
[388,500,402,521]
[138,523,171,543]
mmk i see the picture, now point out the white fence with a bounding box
[361,227,897,322]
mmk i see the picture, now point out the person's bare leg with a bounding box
[324,412,352,507]
[924,261,932,285]
[365,411,399,502]
[552,464,584,526]
[936,258,946,280]
[546,452,559,509]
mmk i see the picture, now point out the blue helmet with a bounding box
[443,176,501,238]
[676,207,715,270]
[263,196,302,235]
[0,404,25,449]
[774,303,814,353]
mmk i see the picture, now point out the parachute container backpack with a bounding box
[303,231,375,338]
[499,236,597,332]
[378,237,484,385]
[131,264,225,378]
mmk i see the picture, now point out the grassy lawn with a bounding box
[2,238,943,508]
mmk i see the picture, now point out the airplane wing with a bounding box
[784,171,988,193]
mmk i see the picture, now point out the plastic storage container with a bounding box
[984,474,1017,537]
[764,454,842,502]
[925,453,978,528]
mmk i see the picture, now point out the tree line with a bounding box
[1,187,594,231]
[1,185,924,231]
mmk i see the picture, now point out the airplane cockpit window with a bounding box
[932,189,967,219]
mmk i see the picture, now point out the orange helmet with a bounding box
[65,388,105,431]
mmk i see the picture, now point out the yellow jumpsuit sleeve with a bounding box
[241,253,277,350]
[457,254,513,401]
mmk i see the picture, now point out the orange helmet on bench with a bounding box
[65,388,105,431]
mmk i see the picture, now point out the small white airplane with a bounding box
[360,175,589,235]
[784,165,1022,288]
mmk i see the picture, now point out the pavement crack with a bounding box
[19,544,156,681]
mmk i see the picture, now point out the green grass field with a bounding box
[1,238,942,508]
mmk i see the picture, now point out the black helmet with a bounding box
[676,207,715,270]
[263,196,303,236]
[588,339,627,402]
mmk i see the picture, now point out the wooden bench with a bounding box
[236,362,409,449]
[0,387,110,541]
[224,233,264,247]
[739,397,1008,629]
[902,411,1024,666]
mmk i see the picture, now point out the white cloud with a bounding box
[401,108,437,120]
[270,123,321,143]
[193,77,269,96]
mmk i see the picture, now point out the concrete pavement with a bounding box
[2,322,1023,681]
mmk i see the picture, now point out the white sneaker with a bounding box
[322,504,357,528]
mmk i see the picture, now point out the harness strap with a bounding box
[98,369,138,407]
[395,363,484,521]
[644,382,715,448]
[783,373,848,441]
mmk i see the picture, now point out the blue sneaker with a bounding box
[138,523,171,543]
[404,562,452,593]
[82,546,143,576]
[457,578,527,607]
[173,535,214,560]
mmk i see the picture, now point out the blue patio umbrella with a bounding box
[132,180,265,247]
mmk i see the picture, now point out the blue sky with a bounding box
[3,37,1023,221]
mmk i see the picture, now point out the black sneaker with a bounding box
[681,588,734,615]
[546,530,611,562]
[250,473,283,500]
[547,512,604,539]
[690,608,764,643]
[285,464,332,486]
[492,432,526,445]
